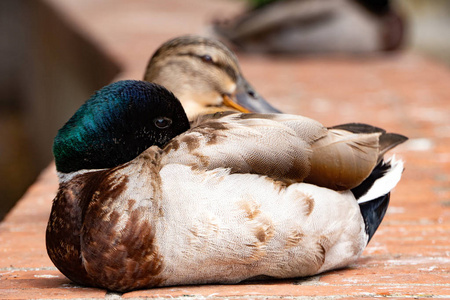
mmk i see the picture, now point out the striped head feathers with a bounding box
[144,35,280,119]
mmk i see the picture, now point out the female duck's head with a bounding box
[53,80,190,174]
[144,35,280,118]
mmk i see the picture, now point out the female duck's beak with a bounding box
[223,76,281,113]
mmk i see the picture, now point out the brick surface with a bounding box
[0,270,106,300]
[1,0,449,299]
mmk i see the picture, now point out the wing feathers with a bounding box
[378,133,408,161]
[305,129,380,190]
[329,123,408,162]
[163,113,326,181]
[329,123,386,134]
[162,113,406,190]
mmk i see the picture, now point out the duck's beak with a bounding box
[223,76,281,113]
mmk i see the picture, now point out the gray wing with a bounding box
[161,112,326,182]
[161,112,404,190]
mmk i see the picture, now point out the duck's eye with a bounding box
[200,55,214,64]
[154,117,172,129]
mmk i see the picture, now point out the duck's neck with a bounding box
[56,168,106,183]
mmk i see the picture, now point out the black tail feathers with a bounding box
[351,159,400,244]
[359,193,390,243]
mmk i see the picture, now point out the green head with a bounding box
[53,80,190,173]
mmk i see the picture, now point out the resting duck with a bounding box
[210,0,404,54]
[143,35,281,119]
[46,81,407,292]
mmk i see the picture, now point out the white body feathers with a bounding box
[113,151,368,286]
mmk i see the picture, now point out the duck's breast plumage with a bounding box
[48,147,167,292]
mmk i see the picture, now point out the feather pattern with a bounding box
[163,112,395,189]
[162,112,326,182]
[305,129,381,190]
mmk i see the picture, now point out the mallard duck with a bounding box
[210,0,404,54]
[46,80,407,292]
[143,35,281,119]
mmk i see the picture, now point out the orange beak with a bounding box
[222,76,281,114]
[223,94,251,113]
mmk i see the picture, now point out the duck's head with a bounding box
[53,80,190,174]
[144,35,280,119]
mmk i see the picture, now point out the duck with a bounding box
[46,80,407,292]
[143,35,281,119]
[210,0,404,54]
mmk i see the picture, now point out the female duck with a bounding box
[144,35,281,119]
[47,81,406,292]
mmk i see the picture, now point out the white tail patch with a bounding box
[357,156,404,204]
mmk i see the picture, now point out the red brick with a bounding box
[0,0,449,298]
[0,270,106,299]
[124,281,450,298]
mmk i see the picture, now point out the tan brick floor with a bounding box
[0,0,449,298]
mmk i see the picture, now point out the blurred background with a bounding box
[0,0,449,220]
